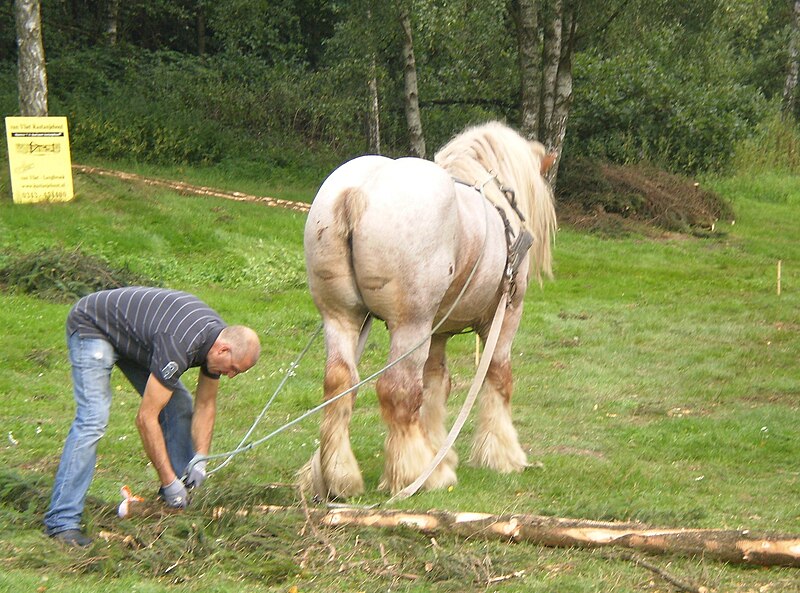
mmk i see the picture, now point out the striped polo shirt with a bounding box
[67,287,226,390]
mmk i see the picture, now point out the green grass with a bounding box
[0,165,799,592]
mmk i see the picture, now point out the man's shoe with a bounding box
[52,529,92,547]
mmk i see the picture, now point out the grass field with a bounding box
[0,164,798,592]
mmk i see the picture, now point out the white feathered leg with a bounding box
[470,359,528,472]
[420,335,459,478]
[376,331,456,493]
[297,324,364,499]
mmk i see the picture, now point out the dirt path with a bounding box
[73,164,311,213]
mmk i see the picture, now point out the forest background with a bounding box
[4,0,800,183]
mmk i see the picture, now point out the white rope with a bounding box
[207,322,324,475]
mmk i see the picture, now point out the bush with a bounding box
[44,49,345,167]
[45,51,222,164]
[730,110,800,175]
[567,43,767,175]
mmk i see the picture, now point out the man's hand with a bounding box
[183,454,208,489]
[159,478,189,509]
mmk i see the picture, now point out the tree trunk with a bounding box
[105,0,119,46]
[366,7,381,154]
[120,501,800,568]
[14,0,48,117]
[544,1,576,184]
[398,4,426,158]
[783,0,800,119]
[515,0,576,187]
[540,0,562,141]
[197,4,207,56]
[368,56,381,154]
[516,0,541,139]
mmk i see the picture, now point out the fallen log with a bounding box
[121,499,800,567]
[311,507,800,568]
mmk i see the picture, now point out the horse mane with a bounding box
[434,121,558,282]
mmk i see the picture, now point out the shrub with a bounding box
[729,110,800,175]
[567,44,767,175]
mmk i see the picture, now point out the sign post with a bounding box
[5,116,74,204]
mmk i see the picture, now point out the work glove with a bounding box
[182,454,208,490]
[159,478,189,509]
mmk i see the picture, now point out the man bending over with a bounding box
[44,287,261,547]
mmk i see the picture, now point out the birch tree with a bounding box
[515,0,577,184]
[366,7,381,154]
[399,3,426,158]
[544,1,576,182]
[14,0,47,116]
[105,0,119,46]
[368,55,381,154]
[783,0,800,119]
[517,0,541,137]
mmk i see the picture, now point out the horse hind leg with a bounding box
[420,335,458,476]
[469,355,529,473]
[377,326,457,494]
[297,318,365,499]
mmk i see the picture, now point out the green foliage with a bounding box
[411,0,519,150]
[568,37,767,173]
[206,0,304,63]
[730,109,800,175]
[40,49,345,168]
[47,50,223,164]
[2,0,796,179]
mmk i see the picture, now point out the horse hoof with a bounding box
[423,463,458,491]
[469,435,529,473]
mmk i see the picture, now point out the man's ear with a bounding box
[210,340,230,358]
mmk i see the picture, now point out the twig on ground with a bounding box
[615,551,708,593]
[298,489,336,563]
[487,569,526,584]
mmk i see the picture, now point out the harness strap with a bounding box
[508,227,535,279]
[453,175,533,298]
[497,184,527,223]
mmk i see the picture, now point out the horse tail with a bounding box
[332,187,368,239]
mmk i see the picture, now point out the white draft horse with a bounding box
[300,121,557,499]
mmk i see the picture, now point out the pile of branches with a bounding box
[557,158,735,236]
[0,247,146,303]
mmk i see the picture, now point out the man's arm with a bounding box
[192,371,219,456]
[135,373,177,486]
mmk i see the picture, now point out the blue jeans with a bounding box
[44,332,195,535]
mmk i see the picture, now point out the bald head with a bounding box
[206,325,261,378]
[220,325,261,366]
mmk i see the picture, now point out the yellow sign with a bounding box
[5,116,74,204]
